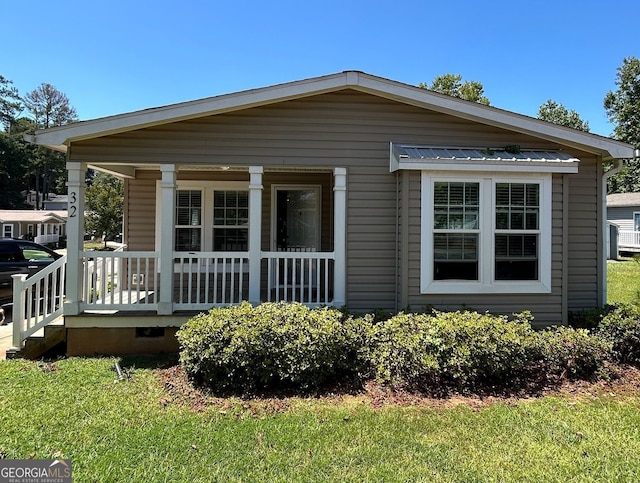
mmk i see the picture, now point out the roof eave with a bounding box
[26,71,636,160]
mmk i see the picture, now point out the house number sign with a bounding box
[69,191,78,217]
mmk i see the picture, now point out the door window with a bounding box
[273,187,321,251]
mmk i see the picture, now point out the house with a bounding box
[42,194,69,211]
[18,71,635,356]
[0,210,67,245]
[607,192,640,253]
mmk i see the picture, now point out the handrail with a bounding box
[10,255,67,350]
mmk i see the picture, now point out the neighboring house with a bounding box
[22,71,635,356]
[43,194,69,211]
[0,210,67,245]
[607,192,640,253]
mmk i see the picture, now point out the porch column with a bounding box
[333,167,347,307]
[64,162,86,315]
[158,164,176,315]
[248,166,263,304]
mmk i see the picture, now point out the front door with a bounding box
[272,186,321,251]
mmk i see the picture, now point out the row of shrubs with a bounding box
[177,302,640,394]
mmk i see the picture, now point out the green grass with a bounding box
[608,256,640,304]
[1,357,640,481]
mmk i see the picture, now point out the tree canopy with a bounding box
[0,75,22,130]
[85,173,124,247]
[604,56,640,193]
[0,77,79,208]
[419,74,490,105]
[537,100,590,132]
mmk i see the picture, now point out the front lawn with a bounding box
[608,257,640,303]
[1,357,640,481]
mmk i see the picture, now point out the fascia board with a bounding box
[26,70,635,160]
[27,73,353,152]
[351,74,635,160]
[394,160,579,174]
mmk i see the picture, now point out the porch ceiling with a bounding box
[89,163,334,178]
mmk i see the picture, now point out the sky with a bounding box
[1,0,638,137]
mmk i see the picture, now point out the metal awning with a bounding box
[390,144,580,173]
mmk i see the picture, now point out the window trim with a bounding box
[421,172,552,294]
[2,224,13,239]
[155,180,249,253]
[633,211,640,232]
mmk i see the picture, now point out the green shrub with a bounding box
[597,303,640,365]
[533,326,611,380]
[367,312,442,388]
[369,311,537,392]
[177,302,372,391]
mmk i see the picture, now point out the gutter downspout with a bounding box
[601,150,639,305]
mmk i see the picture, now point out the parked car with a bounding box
[0,239,62,311]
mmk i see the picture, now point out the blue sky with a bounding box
[2,0,637,136]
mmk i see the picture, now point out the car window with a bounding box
[17,244,55,262]
[0,243,21,262]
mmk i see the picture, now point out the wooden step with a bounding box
[6,320,66,360]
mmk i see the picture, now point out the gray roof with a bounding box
[606,192,640,207]
[395,146,579,163]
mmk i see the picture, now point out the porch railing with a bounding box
[173,252,249,310]
[618,230,640,249]
[76,249,336,312]
[80,250,159,311]
[35,234,60,245]
[263,251,335,305]
[11,255,67,349]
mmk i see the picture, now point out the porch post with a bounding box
[64,162,86,315]
[158,164,176,315]
[333,167,347,307]
[248,166,263,304]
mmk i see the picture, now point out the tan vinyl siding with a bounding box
[71,90,601,317]
[124,175,156,251]
[567,156,600,312]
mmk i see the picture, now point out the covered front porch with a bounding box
[64,163,347,317]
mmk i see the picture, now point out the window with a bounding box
[495,183,539,281]
[3,225,13,239]
[634,212,640,232]
[213,190,248,251]
[160,182,250,253]
[433,182,479,280]
[421,173,551,294]
[175,190,202,251]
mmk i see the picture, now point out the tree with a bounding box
[537,100,590,131]
[85,173,124,248]
[23,83,79,206]
[0,75,22,131]
[604,56,640,193]
[419,74,490,105]
[23,83,78,129]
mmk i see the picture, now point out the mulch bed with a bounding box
[155,363,640,414]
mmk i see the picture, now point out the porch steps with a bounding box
[5,317,66,360]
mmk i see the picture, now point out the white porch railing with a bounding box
[80,250,159,311]
[618,230,640,250]
[34,234,60,245]
[263,251,335,305]
[78,249,335,311]
[11,255,67,350]
[173,252,249,310]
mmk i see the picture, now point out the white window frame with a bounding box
[633,212,640,232]
[2,224,13,238]
[155,180,249,253]
[421,171,552,294]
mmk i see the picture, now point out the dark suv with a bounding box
[0,239,62,323]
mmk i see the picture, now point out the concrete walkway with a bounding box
[0,314,13,360]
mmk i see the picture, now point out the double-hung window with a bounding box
[159,181,250,254]
[421,172,551,294]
